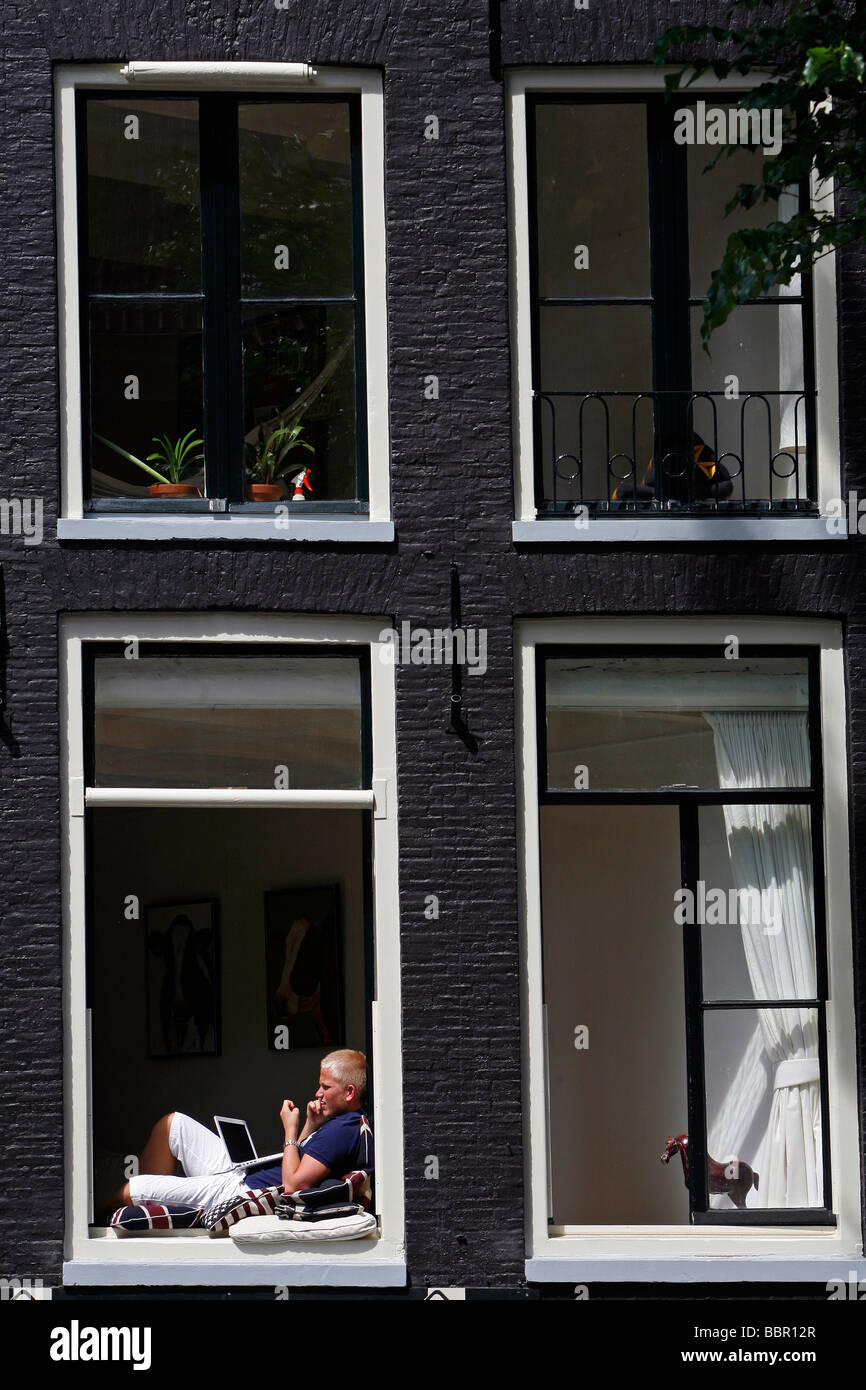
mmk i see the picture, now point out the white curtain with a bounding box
[704,710,821,1207]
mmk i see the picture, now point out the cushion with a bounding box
[202,1185,283,1237]
[229,1211,378,1246]
[278,1203,363,1222]
[110,1202,202,1235]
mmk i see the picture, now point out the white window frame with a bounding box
[517,615,864,1281]
[55,63,393,543]
[508,68,844,543]
[60,613,405,1287]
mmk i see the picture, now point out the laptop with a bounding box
[213,1115,284,1173]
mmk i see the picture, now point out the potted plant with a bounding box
[245,420,315,501]
[94,430,204,496]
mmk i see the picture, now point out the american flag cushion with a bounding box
[111,1201,202,1234]
[202,1185,283,1236]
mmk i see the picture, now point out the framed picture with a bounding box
[265,885,343,1051]
[145,899,219,1058]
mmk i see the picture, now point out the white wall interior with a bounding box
[540,803,689,1223]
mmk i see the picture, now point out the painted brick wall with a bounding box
[0,0,863,1293]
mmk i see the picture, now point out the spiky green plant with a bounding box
[245,419,315,484]
[95,430,204,486]
[147,429,205,483]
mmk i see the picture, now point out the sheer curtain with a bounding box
[704,710,821,1207]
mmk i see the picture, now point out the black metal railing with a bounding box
[534,390,817,515]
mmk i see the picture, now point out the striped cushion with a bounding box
[110,1201,202,1235]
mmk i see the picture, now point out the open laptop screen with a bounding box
[216,1119,256,1164]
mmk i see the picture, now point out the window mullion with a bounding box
[679,802,709,1218]
[201,95,242,503]
[647,98,692,506]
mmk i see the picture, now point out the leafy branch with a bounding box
[655,0,866,346]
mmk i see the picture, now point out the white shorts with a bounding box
[127,1112,255,1210]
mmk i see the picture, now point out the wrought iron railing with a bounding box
[534,390,817,514]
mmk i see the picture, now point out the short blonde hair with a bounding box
[321,1049,367,1105]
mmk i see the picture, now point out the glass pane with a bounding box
[239,102,353,299]
[93,656,363,789]
[704,1006,823,1209]
[242,304,357,501]
[537,306,653,506]
[541,804,689,1223]
[688,118,797,295]
[534,103,650,298]
[86,98,201,294]
[699,803,817,1001]
[89,302,204,499]
[545,656,810,791]
[691,304,807,505]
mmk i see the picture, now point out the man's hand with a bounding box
[280,1099,300,1139]
[304,1097,327,1132]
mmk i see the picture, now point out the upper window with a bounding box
[510,75,842,535]
[529,96,814,517]
[81,93,366,512]
[57,66,391,535]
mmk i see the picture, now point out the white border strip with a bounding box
[526,1257,866,1284]
[513,519,847,543]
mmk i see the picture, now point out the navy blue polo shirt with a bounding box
[245,1110,373,1190]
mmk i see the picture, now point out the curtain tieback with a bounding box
[774,1058,820,1089]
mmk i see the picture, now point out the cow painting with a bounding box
[146,902,219,1057]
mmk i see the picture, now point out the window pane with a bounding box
[537,305,653,506]
[704,1006,823,1209]
[89,302,204,499]
[534,103,651,298]
[541,804,689,1223]
[688,122,797,295]
[86,98,201,294]
[243,304,357,501]
[690,303,807,505]
[239,102,353,299]
[545,656,810,791]
[93,656,363,789]
[699,803,817,1002]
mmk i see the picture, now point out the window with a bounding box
[518,619,860,1278]
[509,74,841,540]
[56,67,391,540]
[541,649,830,1224]
[61,616,404,1286]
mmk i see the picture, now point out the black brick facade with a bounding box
[0,0,864,1296]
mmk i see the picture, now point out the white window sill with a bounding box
[64,1234,406,1287]
[513,518,847,543]
[527,1256,866,1283]
[57,517,395,543]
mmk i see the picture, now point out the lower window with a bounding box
[538,646,832,1225]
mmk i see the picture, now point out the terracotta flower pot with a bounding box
[149,483,201,497]
[247,483,283,501]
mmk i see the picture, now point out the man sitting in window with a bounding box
[104,1049,372,1216]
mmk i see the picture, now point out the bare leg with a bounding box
[139,1112,178,1175]
[98,1113,178,1218]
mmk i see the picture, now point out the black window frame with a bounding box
[527,94,819,518]
[76,91,369,515]
[535,642,834,1227]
